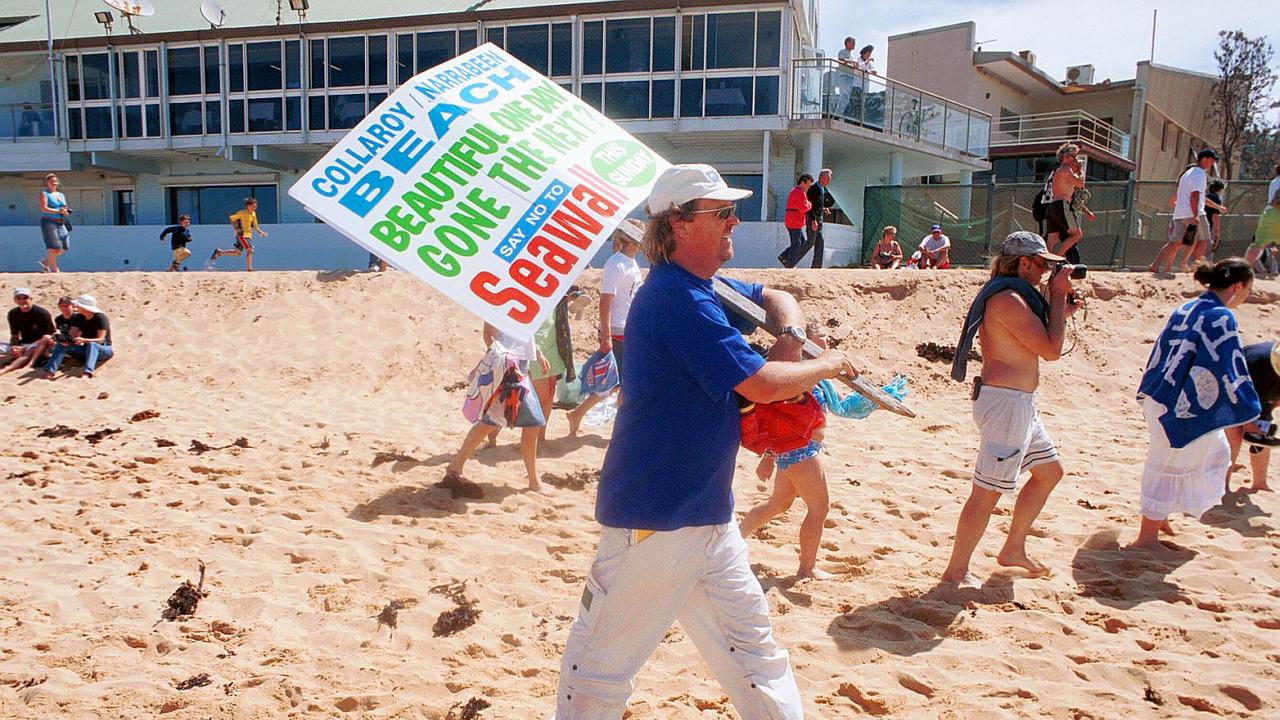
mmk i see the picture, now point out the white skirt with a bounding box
[1140,397,1229,520]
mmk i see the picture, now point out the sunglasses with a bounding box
[686,203,737,221]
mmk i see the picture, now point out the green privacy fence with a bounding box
[861,180,1275,268]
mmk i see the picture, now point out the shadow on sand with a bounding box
[1070,529,1196,610]
[1201,489,1274,539]
[348,480,522,521]
[826,577,1016,656]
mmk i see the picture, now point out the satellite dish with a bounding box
[200,1,227,29]
[101,0,154,34]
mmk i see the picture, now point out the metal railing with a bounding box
[791,57,991,158]
[0,102,56,142]
[990,109,1131,160]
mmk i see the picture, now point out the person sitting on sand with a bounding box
[555,164,854,717]
[917,225,951,269]
[567,219,644,435]
[943,231,1079,586]
[1,287,55,375]
[43,294,113,380]
[739,323,833,579]
[444,322,550,492]
[1225,340,1279,493]
[1133,259,1259,550]
[210,197,267,271]
[871,225,902,269]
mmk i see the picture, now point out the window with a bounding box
[168,185,278,225]
[459,30,478,54]
[67,108,82,140]
[328,94,366,129]
[754,76,778,115]
[167,48,202,96]
[583,22,603,75]
[121,104,142,137]
[755,11,780,68]
[205,101,221,134]
[551,23,571,76]
[417,31,454,72]
[82,53,111,100]
[114,190,135,226]
[396,33,414,84]
[580,82,602,111]
[606,19,650,74]
[486,27,504,48]
[145,104,160,137]
[309,96,325,130]
[84,106,112,138]
[653,17,676,72]
[605,81,649,119]
[285,40,302,89]
[310,39,325,89]
[248,98,282,132]
[328,37,366,87]
[706,13,755,69]
[66,55,81,102]
[229,44,245,92]
[170,102,203,135]
[652,79,674,118]
[203,46,220,94]
[507,24,549,76]
[229,99,245,133]
[119,52,140,99]
[368,35,387,87]
[247,41,283,91]
[705,77,752,116]
[681,78,702,117]
[681,16,705,71]
[145,51,159,97]
[286,96,301,131]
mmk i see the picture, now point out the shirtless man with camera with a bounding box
[943,232,1081,587]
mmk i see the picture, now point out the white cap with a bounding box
[72,294,102,314]
[613,218,646,245]
[646,164,752,215]
[13,287,32,298]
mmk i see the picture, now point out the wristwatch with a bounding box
[780,326,807,343]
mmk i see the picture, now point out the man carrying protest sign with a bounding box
[555,164,855,718]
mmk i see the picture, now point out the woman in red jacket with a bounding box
[778,174,814,267]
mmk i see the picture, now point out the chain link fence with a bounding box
[862,180,1274,268]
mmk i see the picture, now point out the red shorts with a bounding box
[234,235,253,252]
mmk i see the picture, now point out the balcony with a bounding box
[791,58,991,159]
[990,110,1132,167]
[0,102,55,142]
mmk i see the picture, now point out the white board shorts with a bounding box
[972,385,1059,494]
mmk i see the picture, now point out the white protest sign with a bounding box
[289,44,669,341]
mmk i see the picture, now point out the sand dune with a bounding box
[0,268,1276,719]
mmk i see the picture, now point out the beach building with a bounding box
[0,0,989,271]
[887,21,1221,185]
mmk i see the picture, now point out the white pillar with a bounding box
[761,131,771,221]
[958,169,974,218]
[807,131,823,180]
[888,151,904,186]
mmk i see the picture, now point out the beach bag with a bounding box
[461,342,545,428]
[738,392,826,456]
[555,375,584,407]
[579,350,620,396]
[1031,176,1052,223]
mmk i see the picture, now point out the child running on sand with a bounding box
[739,323,832,579]
[210,198,267,271]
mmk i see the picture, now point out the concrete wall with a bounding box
[886,24,983,109]
[0,221,862,274]
[1135,63,1221,181]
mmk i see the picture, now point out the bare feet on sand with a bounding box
[797,567,834,580]
[1159,519,1175,536]
[995,549,1051,577]
[940,571,983,589]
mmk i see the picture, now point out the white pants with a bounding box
[555,524,803,719]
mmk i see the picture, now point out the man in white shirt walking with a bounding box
[1150,149,1218,274]
[568,218,645,436]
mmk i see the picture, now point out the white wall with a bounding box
[0,221,861,274]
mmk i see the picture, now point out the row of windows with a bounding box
[169,185,278,225]
[982,156,1130,184]
[579,76,779,119]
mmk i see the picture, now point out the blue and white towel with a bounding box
[1137,291,1261,449]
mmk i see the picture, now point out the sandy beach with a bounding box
[0,268,1277,719]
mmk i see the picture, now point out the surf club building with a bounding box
[0,0,989,271]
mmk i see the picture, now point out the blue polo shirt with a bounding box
[595,262,766,530]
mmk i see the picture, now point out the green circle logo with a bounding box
[590,140,657,189]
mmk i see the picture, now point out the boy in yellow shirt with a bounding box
[209,198,268,271]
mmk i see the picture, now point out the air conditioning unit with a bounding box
[1065,64,1095,85]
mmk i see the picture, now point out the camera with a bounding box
[1052,262,1087,280]
[52,331,71,344]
